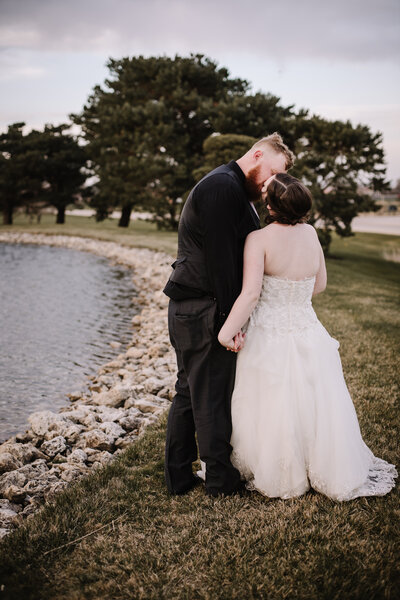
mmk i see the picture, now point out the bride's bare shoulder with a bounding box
[304,223,317,233]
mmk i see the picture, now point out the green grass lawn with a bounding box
[0,219,399,599]
[0,212,178,255]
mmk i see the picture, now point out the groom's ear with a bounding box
[253,149,263,160]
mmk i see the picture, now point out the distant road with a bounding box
[65,209,400,236]
[351,215,400,235]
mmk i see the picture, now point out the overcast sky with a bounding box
[1,0,399,183]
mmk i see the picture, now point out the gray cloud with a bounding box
[0,0,399,63]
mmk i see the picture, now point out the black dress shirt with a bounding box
[163,160,260,321]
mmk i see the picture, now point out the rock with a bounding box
[0,485,26,503]
[124,386,146,408]
[61,407,90,424]
[91,388,130,408]
[21,502,41,518]
[97,375,116,387]
[98,421,125,440]
[94,406,126,423]
[85,448,100,458]
[0,452,23,474]
[0,469,28,491]
[40,436,67,457]
[82,414,100,429]
[110,341,121,349]
[118,415,141,432]
[15,431,34,443]
[66,391,84,402]
[80,430,114,452]
[158,387,173,400]
[1,460,50,499]
[114,433,138,449]
[67,449,87,464]
[143,377,165,394]
[28,410,72,437]
[50,455,68,464]
[23,473,61,496]
[89,384,102,393]
[133,399,163,414]
[63,424,84,444]
[98,358,126,374]
[0,499,23,513]
[59,465,88,483]
[93,451,114,465]
[147,343,169,358]
[44,481,68,501]
[126,347,145,359]
[0,506,23,528]
[0,442,47,465]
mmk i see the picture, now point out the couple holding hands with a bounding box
[163,133,396,502]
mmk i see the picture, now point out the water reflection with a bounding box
[0,243,138,442]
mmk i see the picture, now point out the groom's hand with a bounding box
[234,331,246,351]
[218,331,236,352]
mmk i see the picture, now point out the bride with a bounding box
[215,172,397,501]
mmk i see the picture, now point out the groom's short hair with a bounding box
[251,132,295,170]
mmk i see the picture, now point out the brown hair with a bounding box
[265,173,312,226]
[251,132,295,170]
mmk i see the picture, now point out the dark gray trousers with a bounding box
[165,296,242,495]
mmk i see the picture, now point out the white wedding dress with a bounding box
[226,274,397,501]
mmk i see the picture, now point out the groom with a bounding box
[163,132,294,496]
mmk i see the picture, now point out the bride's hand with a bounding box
[218,331,236,351]
[234,331,246,351]
[218,331,245,352]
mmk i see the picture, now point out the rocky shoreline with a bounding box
[0,232,176,540]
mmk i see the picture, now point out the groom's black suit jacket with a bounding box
[163,160,260,324]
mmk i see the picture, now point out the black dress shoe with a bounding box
[169,474,204,496]
[205,479,247,497]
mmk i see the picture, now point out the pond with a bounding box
[0,242,138,443]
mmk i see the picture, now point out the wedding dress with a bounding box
[226,274,397,501]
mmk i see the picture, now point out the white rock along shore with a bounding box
[0,232,176,540]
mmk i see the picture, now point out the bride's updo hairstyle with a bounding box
[265,173,312,226]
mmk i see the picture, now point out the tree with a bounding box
[193,133,257,181]
[71,54,249,228]
[0,123,87,225]
[0,123,43,225]
[35,124,87,224]
[212,92,299,147]
[291,115,388,253]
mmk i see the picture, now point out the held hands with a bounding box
[218,330,246,353]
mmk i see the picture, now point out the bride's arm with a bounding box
[312,241,327,296]
[218,231,265,349]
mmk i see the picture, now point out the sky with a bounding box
[0,0,399,184]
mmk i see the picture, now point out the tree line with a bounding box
[0,54,388,252]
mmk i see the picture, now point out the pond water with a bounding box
[0,242,138,443]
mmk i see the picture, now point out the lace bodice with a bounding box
[248,274,319,336]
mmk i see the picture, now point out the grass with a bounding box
[0,212,178,255]
[0,219,399,599]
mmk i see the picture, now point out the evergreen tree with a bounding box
[193,133,257,181]
[71,54,249,228]
[0,123,43,225]
[291,115,388,252]
[36,124,87,224]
